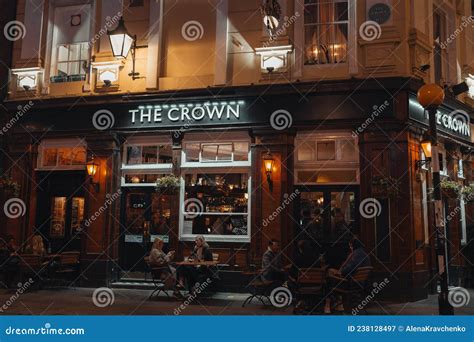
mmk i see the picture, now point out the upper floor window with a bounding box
[304,0,348,65]
[49,4,91,83]
[54,43,89,83]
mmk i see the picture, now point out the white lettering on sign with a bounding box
[129,101,244,125]
[436,111,470,137]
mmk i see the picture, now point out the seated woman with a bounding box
[149,238,182,298]
[324,237,371,314]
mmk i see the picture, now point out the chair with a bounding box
[242,270,276,307]
[144,256,172,299]
[297,267,327,296]
[53,252,80,287]
[18,254,47,289]
[332,266,373,312]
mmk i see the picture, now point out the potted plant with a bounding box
[462,184,474,202]
[371,175,400,198]
[440,179,461,199]
[0,176,20,197]
[155,175,180,194]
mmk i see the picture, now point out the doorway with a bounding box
[294,185,359,268]
[35,171,86,253]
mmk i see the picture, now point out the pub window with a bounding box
[49,4,91,83]
[180,134,251,242]
[121,139,173,186]
[37,140,86,170]
[304,0,349,65]
[124,144,173,165]
[182,142,250,165]
[457,159,464,179]
[438,150,447,176]
[295,133,359,184]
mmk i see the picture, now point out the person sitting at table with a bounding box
[182,235,216,292]
[149,238,182,298]
[189,235,213,262]
[28,233,46,257]
[261,239,286,284]
[324,237,371,314]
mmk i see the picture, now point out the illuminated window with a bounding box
[304,0,349,65]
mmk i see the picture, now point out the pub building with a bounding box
[1,0,474,300]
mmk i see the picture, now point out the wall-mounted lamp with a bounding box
[86,157,100,191]
[416,135,432,170]
[107,17,145,80]
[263,151,275,191]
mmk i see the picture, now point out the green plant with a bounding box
[440,179,461,196]
[461,184,474,201]
[0,176,20,197]
[155,175,180,189]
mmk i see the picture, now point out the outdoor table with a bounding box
[175,260,219,267]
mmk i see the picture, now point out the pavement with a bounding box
[0,287,473,315]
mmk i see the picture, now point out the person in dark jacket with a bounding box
[261,239,286,283]
[182,235,216,292]
[324,238,371,314]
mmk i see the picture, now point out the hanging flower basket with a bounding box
[371,176,400,199]
[155,175,180,194]
[0,176,20,197]
[440,179,461,199]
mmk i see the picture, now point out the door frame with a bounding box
[293,184,360,240]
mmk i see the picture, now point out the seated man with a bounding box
[324,237,371,314]
[261,239,286,284]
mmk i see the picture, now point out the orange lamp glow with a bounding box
[421,137,432,159]
[263,152,275,175]
[86,159,98,176]
[417,83,445,109]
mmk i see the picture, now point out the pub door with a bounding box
[119,187,173,274]
[294,185,359,268]
[35,171,86,253]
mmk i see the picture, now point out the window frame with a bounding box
[302,0,350,66]
[179,133,252,243]
[294,132,360,185]
[121,137,174,187]
[36,139,87,171]
[179,168,252,243]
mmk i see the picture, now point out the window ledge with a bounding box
[179,234,250,243]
